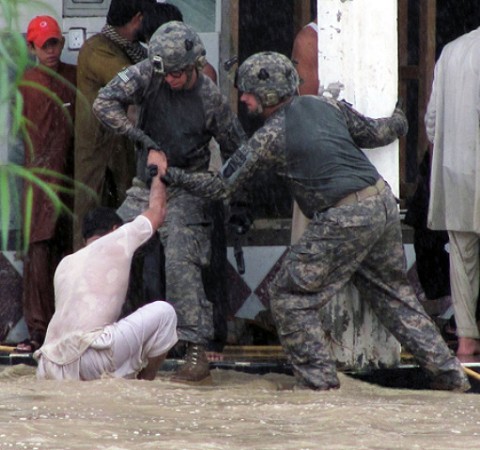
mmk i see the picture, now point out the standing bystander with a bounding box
[17,16,76,353]
[425,27,480,356]
[73,0,154,250]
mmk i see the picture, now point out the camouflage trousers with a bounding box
[269,185,463,389]
[118,180,214,345]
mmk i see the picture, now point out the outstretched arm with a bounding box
[163,121,281,200]
[163,168,229,201]
[142,151,167,230]
[335,99,408,148]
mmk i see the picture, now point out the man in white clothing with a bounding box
[425,27,480,356]
[35,154,178,380]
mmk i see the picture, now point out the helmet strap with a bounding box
[252,94,263,115]
[184,65,196,88]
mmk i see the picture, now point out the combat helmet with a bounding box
[236,51,299,107]
[148,21,206,75]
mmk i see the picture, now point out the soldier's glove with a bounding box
[393,97,408,137]
[145,164,158,189]
[161,167,183,187]
[228,201,253,235]
[395,97,405,112]
[127,128,159,153]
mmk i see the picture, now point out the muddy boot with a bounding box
[430,369,471,392]
[170,344,212,385]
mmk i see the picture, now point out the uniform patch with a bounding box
[118,68,132,83]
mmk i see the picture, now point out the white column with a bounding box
[317,0,399,194]
[315,0,401,369]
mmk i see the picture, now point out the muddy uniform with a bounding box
[165,95,465,389]
[93,60,246,346]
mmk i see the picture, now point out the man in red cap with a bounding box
[26,16,66,70]
[17,16,76,353]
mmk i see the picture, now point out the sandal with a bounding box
[15,339,41,354]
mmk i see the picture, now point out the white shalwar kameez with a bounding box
[35,215,178,379]
[425,26,480,339]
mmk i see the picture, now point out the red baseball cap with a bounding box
[26,16,62,48]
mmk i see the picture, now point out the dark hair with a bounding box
[107,0,155,27]
[82,207,124,241]
[141,2,184,42]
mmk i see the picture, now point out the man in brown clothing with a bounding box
[73,0,154,250]
[18,15,76,352]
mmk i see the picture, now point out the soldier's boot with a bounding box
[170,343,212,385]
[430,368,471,392]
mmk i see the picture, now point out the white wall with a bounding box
[317,0,400,195]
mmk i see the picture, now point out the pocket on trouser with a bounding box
[187,222,212,269]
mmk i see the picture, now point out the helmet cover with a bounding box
[148,21,206,74]
[236,51,299,106]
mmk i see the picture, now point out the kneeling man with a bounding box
[35,155,177,380]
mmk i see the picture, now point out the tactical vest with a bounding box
[136,74,212,181]
[285,96,379,213]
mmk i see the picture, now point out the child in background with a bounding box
[16,16,76,353]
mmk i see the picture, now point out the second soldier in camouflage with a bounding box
[162,51,470,392]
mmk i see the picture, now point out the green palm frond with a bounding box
[0,163,98,251]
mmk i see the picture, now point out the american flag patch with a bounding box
[118,68,131,83]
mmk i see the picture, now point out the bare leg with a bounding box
[137,353,167,380]
[457,337,480,356]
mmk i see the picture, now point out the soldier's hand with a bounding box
[395,97,405,112]
[147,149,167,176]
[228,201,253,235]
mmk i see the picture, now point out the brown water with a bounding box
[1,365,479,449]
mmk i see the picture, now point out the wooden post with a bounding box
[397,0,436,200]
[418,0,436,162]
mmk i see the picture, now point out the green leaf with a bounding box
[0,167,11,249]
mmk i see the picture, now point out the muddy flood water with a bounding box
[1,364,480,449]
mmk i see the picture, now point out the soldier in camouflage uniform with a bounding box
[162,51,470,392]
[93,22,246,384]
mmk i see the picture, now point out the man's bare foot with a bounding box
[456,337,480,356]
[206,351,224,362]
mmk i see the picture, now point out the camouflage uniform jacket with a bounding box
[164,95,408,217]
[93,59,246,182]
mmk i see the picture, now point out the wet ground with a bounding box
[1,364,480,450]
